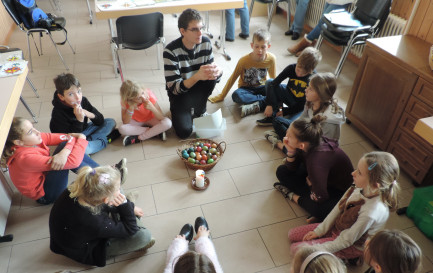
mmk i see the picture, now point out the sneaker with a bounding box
[107,128,121,144]
[139,237,155,252]
[114,158,128,185]
[123,135,140,146]
[273,182,292,199]
[241,102,260,118]
[264,130,281,149]
[200,112,210,117]
[159,131,167,141]
[256,117,274,126]
[239,33,249,39]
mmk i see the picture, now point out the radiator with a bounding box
[278,0,407,58]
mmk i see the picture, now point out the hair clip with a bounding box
[368,162,377,171]
[99,173,110,185]
[90,169,96,176]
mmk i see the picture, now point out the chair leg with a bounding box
[114,48,124,82]
[315,35,324,49]
[111,42,119,78]
[249,0,255,23]
[47,32,69,70]
[267,0,278,30]
[26,34,33,72]
[286,0,291,30]
[26,77,39,98]
[66,38,76,54]
[39,33,43,55]
[20,96,38,123]
[334,46,351,78]
[86,0,93,24]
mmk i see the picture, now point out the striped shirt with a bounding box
[163,36,214,96]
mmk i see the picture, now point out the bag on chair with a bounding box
[14,0,68,45]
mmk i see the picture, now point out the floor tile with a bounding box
[213,229,275,273]
[202,190,296,238]
[152,170,239,213]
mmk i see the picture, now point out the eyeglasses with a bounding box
[186,26,206,33]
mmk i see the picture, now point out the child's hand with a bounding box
[48,150,69,170]
[303,231,318,241]
[264,105,273,117]
[73,103,85,122]
[108,192,126,207]
[68,133,86,139]
[194,225,210,240]
[283,137,296,155]
[276,109,283,117]
[134,206,144,217]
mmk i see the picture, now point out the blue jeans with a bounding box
[290,0,310,33]
[225,0,249,40]
[231,85,266,109]
[82,118,116,155]
[38,142,99,204]
[272,112,303,140]
[306,3,350,41]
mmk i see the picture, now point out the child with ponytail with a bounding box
[288,151,400,262]
[49,166,154,267]
[274,115,353,223]
[291,245,346,273]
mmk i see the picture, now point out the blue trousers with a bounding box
[225,0,249,40]
[82,118,116,155]
[306,3,350,41]
[272,112,303,140]
[231,85,266,109]
[290,0,310,34]
[38,142,99,204]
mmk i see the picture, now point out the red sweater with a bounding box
[7,133,88,200]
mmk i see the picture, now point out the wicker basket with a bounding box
[177,138,226,171]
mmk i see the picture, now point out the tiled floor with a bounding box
[1,1,433,273]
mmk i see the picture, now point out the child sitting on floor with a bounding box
[50,73,120,155]
[208,29,276,119]
[256,47,321,126]
[288,151,400,262]
[363,229,421,273]
[291,245,346,273]
[119,79,172,146]
[49,165,155,267]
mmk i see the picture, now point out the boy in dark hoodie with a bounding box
[50,73,120,155]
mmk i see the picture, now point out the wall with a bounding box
[408,0,433,44]
[0,4,14,45]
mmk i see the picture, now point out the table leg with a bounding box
[86,0,93,24]
[214,10,231,61]
[204,11,213,39]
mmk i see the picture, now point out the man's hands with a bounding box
[196,63,222,81]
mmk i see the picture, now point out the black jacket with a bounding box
[49,190,139,266]
[50,91,104,133]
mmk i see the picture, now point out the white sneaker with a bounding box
[159,132,167,141]
[241,102,260,118]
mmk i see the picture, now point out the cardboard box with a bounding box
[414,116,433,145]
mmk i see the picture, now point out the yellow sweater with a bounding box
[209,52,276,103]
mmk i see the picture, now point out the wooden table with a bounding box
[0,67,28,239]
[95,0,244,61]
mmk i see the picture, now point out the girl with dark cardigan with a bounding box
[273,115,353,223]
[49,166,154,267]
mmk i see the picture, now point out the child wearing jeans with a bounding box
[119,80,172,146]
[288,151,400,262]
[1,117,99,204]
[49,166,155,267]
[363,229,421,273]
[208,29,276,118]
[50,73,119,155]
[256,47,322,126]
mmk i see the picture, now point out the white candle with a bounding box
[195,169,205,187]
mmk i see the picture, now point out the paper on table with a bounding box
[0,60,28,78]
[132,0,155,6]
[193,109,223,129]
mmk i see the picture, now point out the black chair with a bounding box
[1,0,75,72]
[249,0,291,31]
[315,0,392,77]
[111,12,164,82]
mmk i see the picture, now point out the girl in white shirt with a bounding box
[288,151,400,261]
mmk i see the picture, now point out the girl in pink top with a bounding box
[119,80,172,146]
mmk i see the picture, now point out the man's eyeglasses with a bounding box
[186,26,206,33]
